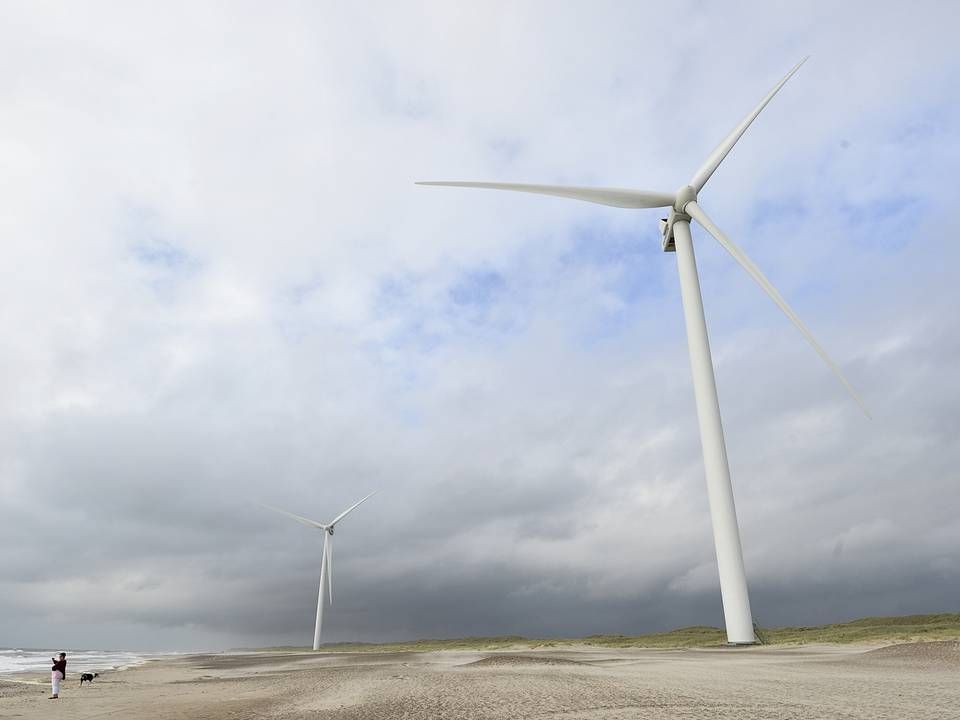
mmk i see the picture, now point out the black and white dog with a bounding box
[79,672,99,686]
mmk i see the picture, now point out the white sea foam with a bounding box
[0,648,163,675]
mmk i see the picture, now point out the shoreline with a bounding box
[0,656,162,685]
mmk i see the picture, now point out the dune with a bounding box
[464,654,585,667]
[848,640,960,668]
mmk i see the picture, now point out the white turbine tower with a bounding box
[262,491,376,650]
[417,60,868,645]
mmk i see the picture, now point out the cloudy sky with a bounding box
[1,1,958,651]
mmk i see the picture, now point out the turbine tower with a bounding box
[417,59,867,644]
[262,491,376,650]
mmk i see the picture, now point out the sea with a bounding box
[0,648,165,674]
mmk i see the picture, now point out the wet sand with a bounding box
[1,641,957,719]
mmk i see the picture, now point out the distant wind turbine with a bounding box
[417,59,867,644]
[261,491,376,650]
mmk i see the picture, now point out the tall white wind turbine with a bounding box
[261,491,376,650]
[417,60,867,644]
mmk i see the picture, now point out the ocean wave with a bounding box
[0,648,160,675]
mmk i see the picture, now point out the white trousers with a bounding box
[51,670,62,695]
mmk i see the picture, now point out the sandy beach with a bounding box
[1,641,957,719]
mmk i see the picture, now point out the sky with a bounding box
[1,1,958,651]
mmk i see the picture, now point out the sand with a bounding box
[1,641,958,719]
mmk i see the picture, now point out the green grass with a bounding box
[761,612,960,645]
[249,612,960,653]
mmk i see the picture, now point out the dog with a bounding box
[79,672,99,686]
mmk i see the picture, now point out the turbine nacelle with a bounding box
[658,186,698,252]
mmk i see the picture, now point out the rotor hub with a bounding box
[673,185,697,213]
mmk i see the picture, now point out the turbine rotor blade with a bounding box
[326,534,333,605]
[684,200,869,416]
[259,503,327,530]
[315,533,328,650]
[416,182,674,209]
[689,58,808,193]
[328,491,377,528]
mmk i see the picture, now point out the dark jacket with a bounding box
[51,658,66,678]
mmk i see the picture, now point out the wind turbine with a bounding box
[261,491,376,650]
[417,59,867,644]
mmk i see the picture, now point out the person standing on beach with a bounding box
[50,652,66,699]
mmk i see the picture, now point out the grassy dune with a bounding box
[254,613,960,653]
[760,612,960,645]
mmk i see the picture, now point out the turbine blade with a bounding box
[259,503,327,530]
[315,533,327,649]
[328,491,377,528]
[319,534,329,600]
[685,200,869,416]
[689,58,808,193]
[416,182,674,209]
[326,535,333,605]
